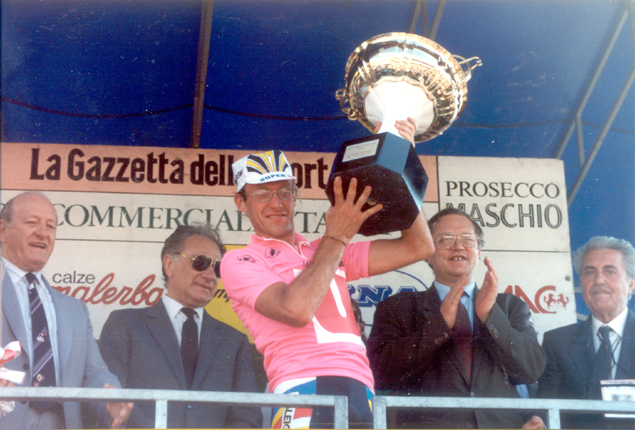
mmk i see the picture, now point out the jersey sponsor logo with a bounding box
[237,255,256,263]
[266,248,282,259]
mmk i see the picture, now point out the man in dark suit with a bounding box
[0,192,133,429]
[528,236,635,429]
[99,223,262,428]
[368,207,546,429]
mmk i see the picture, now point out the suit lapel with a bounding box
[48,278,73,374]
[146,302,188,389]
[615,310,635,379]
[423,285,471,385]
[568,317,595,387]
[2,272,30,357]
[192,311,219,390]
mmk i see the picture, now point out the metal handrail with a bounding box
[2,388,634,429]
[372,396,635,429]
[0,387,349,429]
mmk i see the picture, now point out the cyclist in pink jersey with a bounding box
[221,119,434,429]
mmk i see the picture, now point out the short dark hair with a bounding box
[573,236,635,281]
[428,207,485,248]
[160,223,226,285]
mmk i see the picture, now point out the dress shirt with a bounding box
[434,281,476,330]
[1,257,60,383]
[591,308,628,379]
[162,295,204,345]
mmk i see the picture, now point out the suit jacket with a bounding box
[538,310,635,429]
[367,286,546,429]
[0,271,120,429]
[98,301,262,429]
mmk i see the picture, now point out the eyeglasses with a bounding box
[241,186,297,203]
[434,234,480,250]
[176,254,221,278]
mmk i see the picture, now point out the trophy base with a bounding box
[325,132,428,237]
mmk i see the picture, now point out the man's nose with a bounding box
[450,236,465,249]
[200,267,217,281]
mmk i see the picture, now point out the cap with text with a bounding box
[233,150,296,192]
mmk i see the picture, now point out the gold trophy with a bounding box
[326,32,481,236]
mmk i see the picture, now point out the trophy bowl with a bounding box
[327,33,481,236]
[335,32,482,142]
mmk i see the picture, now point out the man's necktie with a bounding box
[588,325,613,399]
[25,273,57,411]
[180,308,199,390]
[454,301,473,383]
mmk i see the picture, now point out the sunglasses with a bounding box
[176,253,221,278]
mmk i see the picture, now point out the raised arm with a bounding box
[254,176,383,327]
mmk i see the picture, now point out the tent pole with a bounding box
[190,0,214,149]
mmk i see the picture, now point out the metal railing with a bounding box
[0,387,348,429]
[1,388,634,429]
[372,396,635,429]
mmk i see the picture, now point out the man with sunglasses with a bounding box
[221,141,434,429]
[99,223,262,429]
[367,207,546,429]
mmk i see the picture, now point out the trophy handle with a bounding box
[336,88,359,120]
[453,56,483,86]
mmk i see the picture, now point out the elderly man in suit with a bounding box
[0,192,132,429]
[99,223,262,429]
[526,236,635,429]
[368,207,546,429]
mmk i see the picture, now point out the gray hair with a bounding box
[573,236,635,281]
[160,223,226,285]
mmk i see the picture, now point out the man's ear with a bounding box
[163,254,175,279]
[234,193,247,213]
[629,277,635,296]
[0,220,7,244]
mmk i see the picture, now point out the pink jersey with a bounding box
[221,233,374,392]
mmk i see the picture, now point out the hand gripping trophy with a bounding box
[326,33,481,236]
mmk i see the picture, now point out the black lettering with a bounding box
[170,159,184,184]
[131,158,145,182]
[102,157,116,182]
[445,203,467,213]
[68,148,85,181]
[183,208,204,225]
[296,211,317,233]
[304,163,316,189]
[485,203,500,227]
[115,158,130,182]
[30,148,45,180]
[545,183,560,198]
[205,161,218,186]
[536,204,543,227]
[190,154,204,185]
[459,181,472,197]
[148,207,162,228]
[45,154,61,180]
[216,210,235,231]
[219,154,227,186]
[317,158,329,189]
[530,183,544,198]
[544,204,562,228]
[89,206,115,227]
[65,204,90,227]
[518,204,534,227]
[119,207,144,228]
[501,203,517,227]
[147,153,158,183]
[292,163,303,188]
[469,204,484,226]
[514,183,529,198]
[165,208,182,229]
[472,182,487,197]
[86,156,102,181]
[446,181,458,197]
[158,153,169,184]
[488,182,500,198]
[313,212,327,233]
[501,182,513,197]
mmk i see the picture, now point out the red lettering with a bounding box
[52,273,163,306]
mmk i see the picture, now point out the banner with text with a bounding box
[0,142,575,340]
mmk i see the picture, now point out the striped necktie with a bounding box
[25,273,57,411]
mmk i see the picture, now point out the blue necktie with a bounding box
[588,325,613,399]
[454,301,473,383]
[25,273,57,411]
